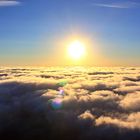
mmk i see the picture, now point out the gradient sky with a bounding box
[0,0,140,66]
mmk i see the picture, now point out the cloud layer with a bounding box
[0,66,140,140]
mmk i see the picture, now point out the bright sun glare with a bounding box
[67,40,85,60]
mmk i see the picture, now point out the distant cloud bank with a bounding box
[0,67,140,140]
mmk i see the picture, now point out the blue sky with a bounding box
[0,0,140,66]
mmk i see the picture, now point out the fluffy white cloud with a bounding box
[119,91,140,111]
[96,112,140,129]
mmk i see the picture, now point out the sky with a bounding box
[0,0,140,66]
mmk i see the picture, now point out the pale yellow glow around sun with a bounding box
[67,40,85,60]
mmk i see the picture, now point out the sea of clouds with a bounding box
[0,66,140,140]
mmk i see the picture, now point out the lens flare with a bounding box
[49,98,63,109]
[57,80,68,87]
[58,87,65,96]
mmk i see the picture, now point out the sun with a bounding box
[67,40,85,60]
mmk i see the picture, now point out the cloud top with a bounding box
[0,66,140,140]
